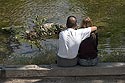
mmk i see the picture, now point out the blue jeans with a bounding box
[78,57,98,66]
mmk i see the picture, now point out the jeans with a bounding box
[78,57,98,66]
[57,56,78,67]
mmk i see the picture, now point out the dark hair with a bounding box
[66,16,77,28]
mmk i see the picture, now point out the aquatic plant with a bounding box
[18,16,64,50]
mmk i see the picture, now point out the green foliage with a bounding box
[0,16,64,65]
[3,49,57,65]
[98,50,125,62]
[0,28,14,58]
[15,16,64,49]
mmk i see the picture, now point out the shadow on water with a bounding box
[0,0,125,64]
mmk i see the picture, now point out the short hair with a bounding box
[66,16,77,28]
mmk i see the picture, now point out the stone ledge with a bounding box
[0,68,1,77]
[0,63,125,78]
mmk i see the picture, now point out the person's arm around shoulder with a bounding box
[91,26,97,32]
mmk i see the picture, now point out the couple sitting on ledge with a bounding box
[57,16,98,67]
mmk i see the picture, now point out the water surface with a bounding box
[0,0,125,64]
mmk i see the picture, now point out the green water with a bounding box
[0,0,125,64]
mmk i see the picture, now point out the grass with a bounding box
[0,38,125,65]
[1,50,125,65]
[98,50,125,62]
[2,49,57,65]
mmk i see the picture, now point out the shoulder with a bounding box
[76,27,91,32]
[59,29,67,36]
[78,27,91,30]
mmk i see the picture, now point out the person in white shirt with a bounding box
[57,16,97,67]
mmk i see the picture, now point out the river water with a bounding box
[0,0,125,64]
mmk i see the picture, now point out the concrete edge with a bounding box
[0,67,1,77]
[0,62,125,78]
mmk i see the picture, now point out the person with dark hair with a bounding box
[57,16,97,67]
[66,16,77,28]
[78,17,98,66]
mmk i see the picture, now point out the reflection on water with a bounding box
[13,39,58,55]
[0,0,125,64]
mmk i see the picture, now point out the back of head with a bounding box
[66,16,77,28]
[81,17,93,28]
[81,17,96,38]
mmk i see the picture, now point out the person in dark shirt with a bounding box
[78,17,98,66]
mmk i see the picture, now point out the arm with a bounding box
[91,26,97,32]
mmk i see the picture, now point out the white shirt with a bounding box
[58,27,91,59]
